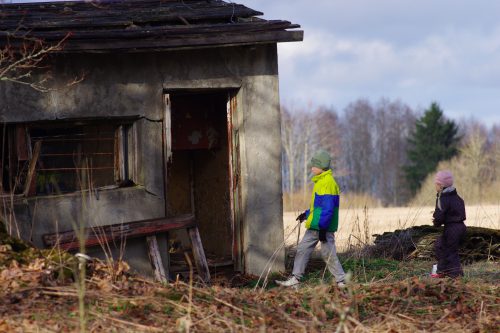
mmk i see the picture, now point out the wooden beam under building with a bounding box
[42,214,196,251]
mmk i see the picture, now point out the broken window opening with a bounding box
[0,119,136,197]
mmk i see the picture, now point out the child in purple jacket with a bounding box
[431,170,467,278]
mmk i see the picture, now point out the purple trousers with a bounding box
[435,222,466,278]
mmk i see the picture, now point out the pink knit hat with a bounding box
[435,170,453,187]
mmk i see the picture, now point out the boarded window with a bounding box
[0,120,134,196]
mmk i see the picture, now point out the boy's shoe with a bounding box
[337,281,347,289]
[430,273,445,278]
[276,275,300,287]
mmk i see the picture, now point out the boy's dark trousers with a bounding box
[434,222,466,277]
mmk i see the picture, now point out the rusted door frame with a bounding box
[226,90,243,272]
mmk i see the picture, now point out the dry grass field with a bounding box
[284,204,500,251]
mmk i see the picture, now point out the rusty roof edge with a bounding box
[54,30,304,53]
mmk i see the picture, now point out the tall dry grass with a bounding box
[284,204,500,252]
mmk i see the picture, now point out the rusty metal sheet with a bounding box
[172,106,220,150]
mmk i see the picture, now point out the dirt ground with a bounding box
[284,204,500,251]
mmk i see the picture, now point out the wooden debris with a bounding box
[187,227,211,283]
[22,141,41,197]
[146,235,168,284]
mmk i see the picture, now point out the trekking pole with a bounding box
[296,211,301,248]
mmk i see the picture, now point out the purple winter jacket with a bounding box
[432,188,466,226]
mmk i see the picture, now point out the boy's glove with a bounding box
[319,229,327,242]
[296,211,307,223]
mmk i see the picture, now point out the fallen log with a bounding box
[372,225,499,262]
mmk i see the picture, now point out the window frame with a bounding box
[0,118,137,197]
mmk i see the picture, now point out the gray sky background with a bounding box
[6,0,500,124]
[243,0,500,124]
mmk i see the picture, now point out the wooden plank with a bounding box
[163,94,172,163]
[116,125,127,182]
[15,125,29,161]
[23,141,41,197]
[187,227,211,283]
[42,214,196,251]
[13,21,299,41]
[146,235,168,283]
[56,30,304,52]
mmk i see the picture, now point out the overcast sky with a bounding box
[5,0,500,124]
[243,0,500,124]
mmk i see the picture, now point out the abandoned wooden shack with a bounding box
[0,0,303,280]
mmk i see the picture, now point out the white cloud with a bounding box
[261,1,500,124]
[7,0,500,123]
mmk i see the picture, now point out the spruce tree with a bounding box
[405,102,460,194]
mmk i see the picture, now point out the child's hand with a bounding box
[296,211,307,222]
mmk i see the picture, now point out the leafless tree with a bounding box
[338,98,417,205]
[281,106,300,196]
[282,98,418,207]
[373,99,416,205]
[281,103,343,206]
[458,121,493,202]
[341,99,376,195]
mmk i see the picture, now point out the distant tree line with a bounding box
[412,119,500,206]
[281,99,499,207]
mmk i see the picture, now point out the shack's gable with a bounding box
[0,0,302,52]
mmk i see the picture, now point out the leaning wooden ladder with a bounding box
[42,214,211,283]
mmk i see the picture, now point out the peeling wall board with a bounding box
[136,119,164,197]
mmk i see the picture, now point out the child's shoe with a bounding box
[430,273,445,278]
[430,264,444,278]
[337,281,347,289]
[276,275,300,287]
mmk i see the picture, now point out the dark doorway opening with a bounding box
[166,91,235,274]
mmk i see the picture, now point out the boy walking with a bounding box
[276,150,346,288]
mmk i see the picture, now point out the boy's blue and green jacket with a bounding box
[304,169,340,232]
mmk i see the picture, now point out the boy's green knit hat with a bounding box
[309,150,331,170]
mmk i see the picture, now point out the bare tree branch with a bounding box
[0,25,82,92]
